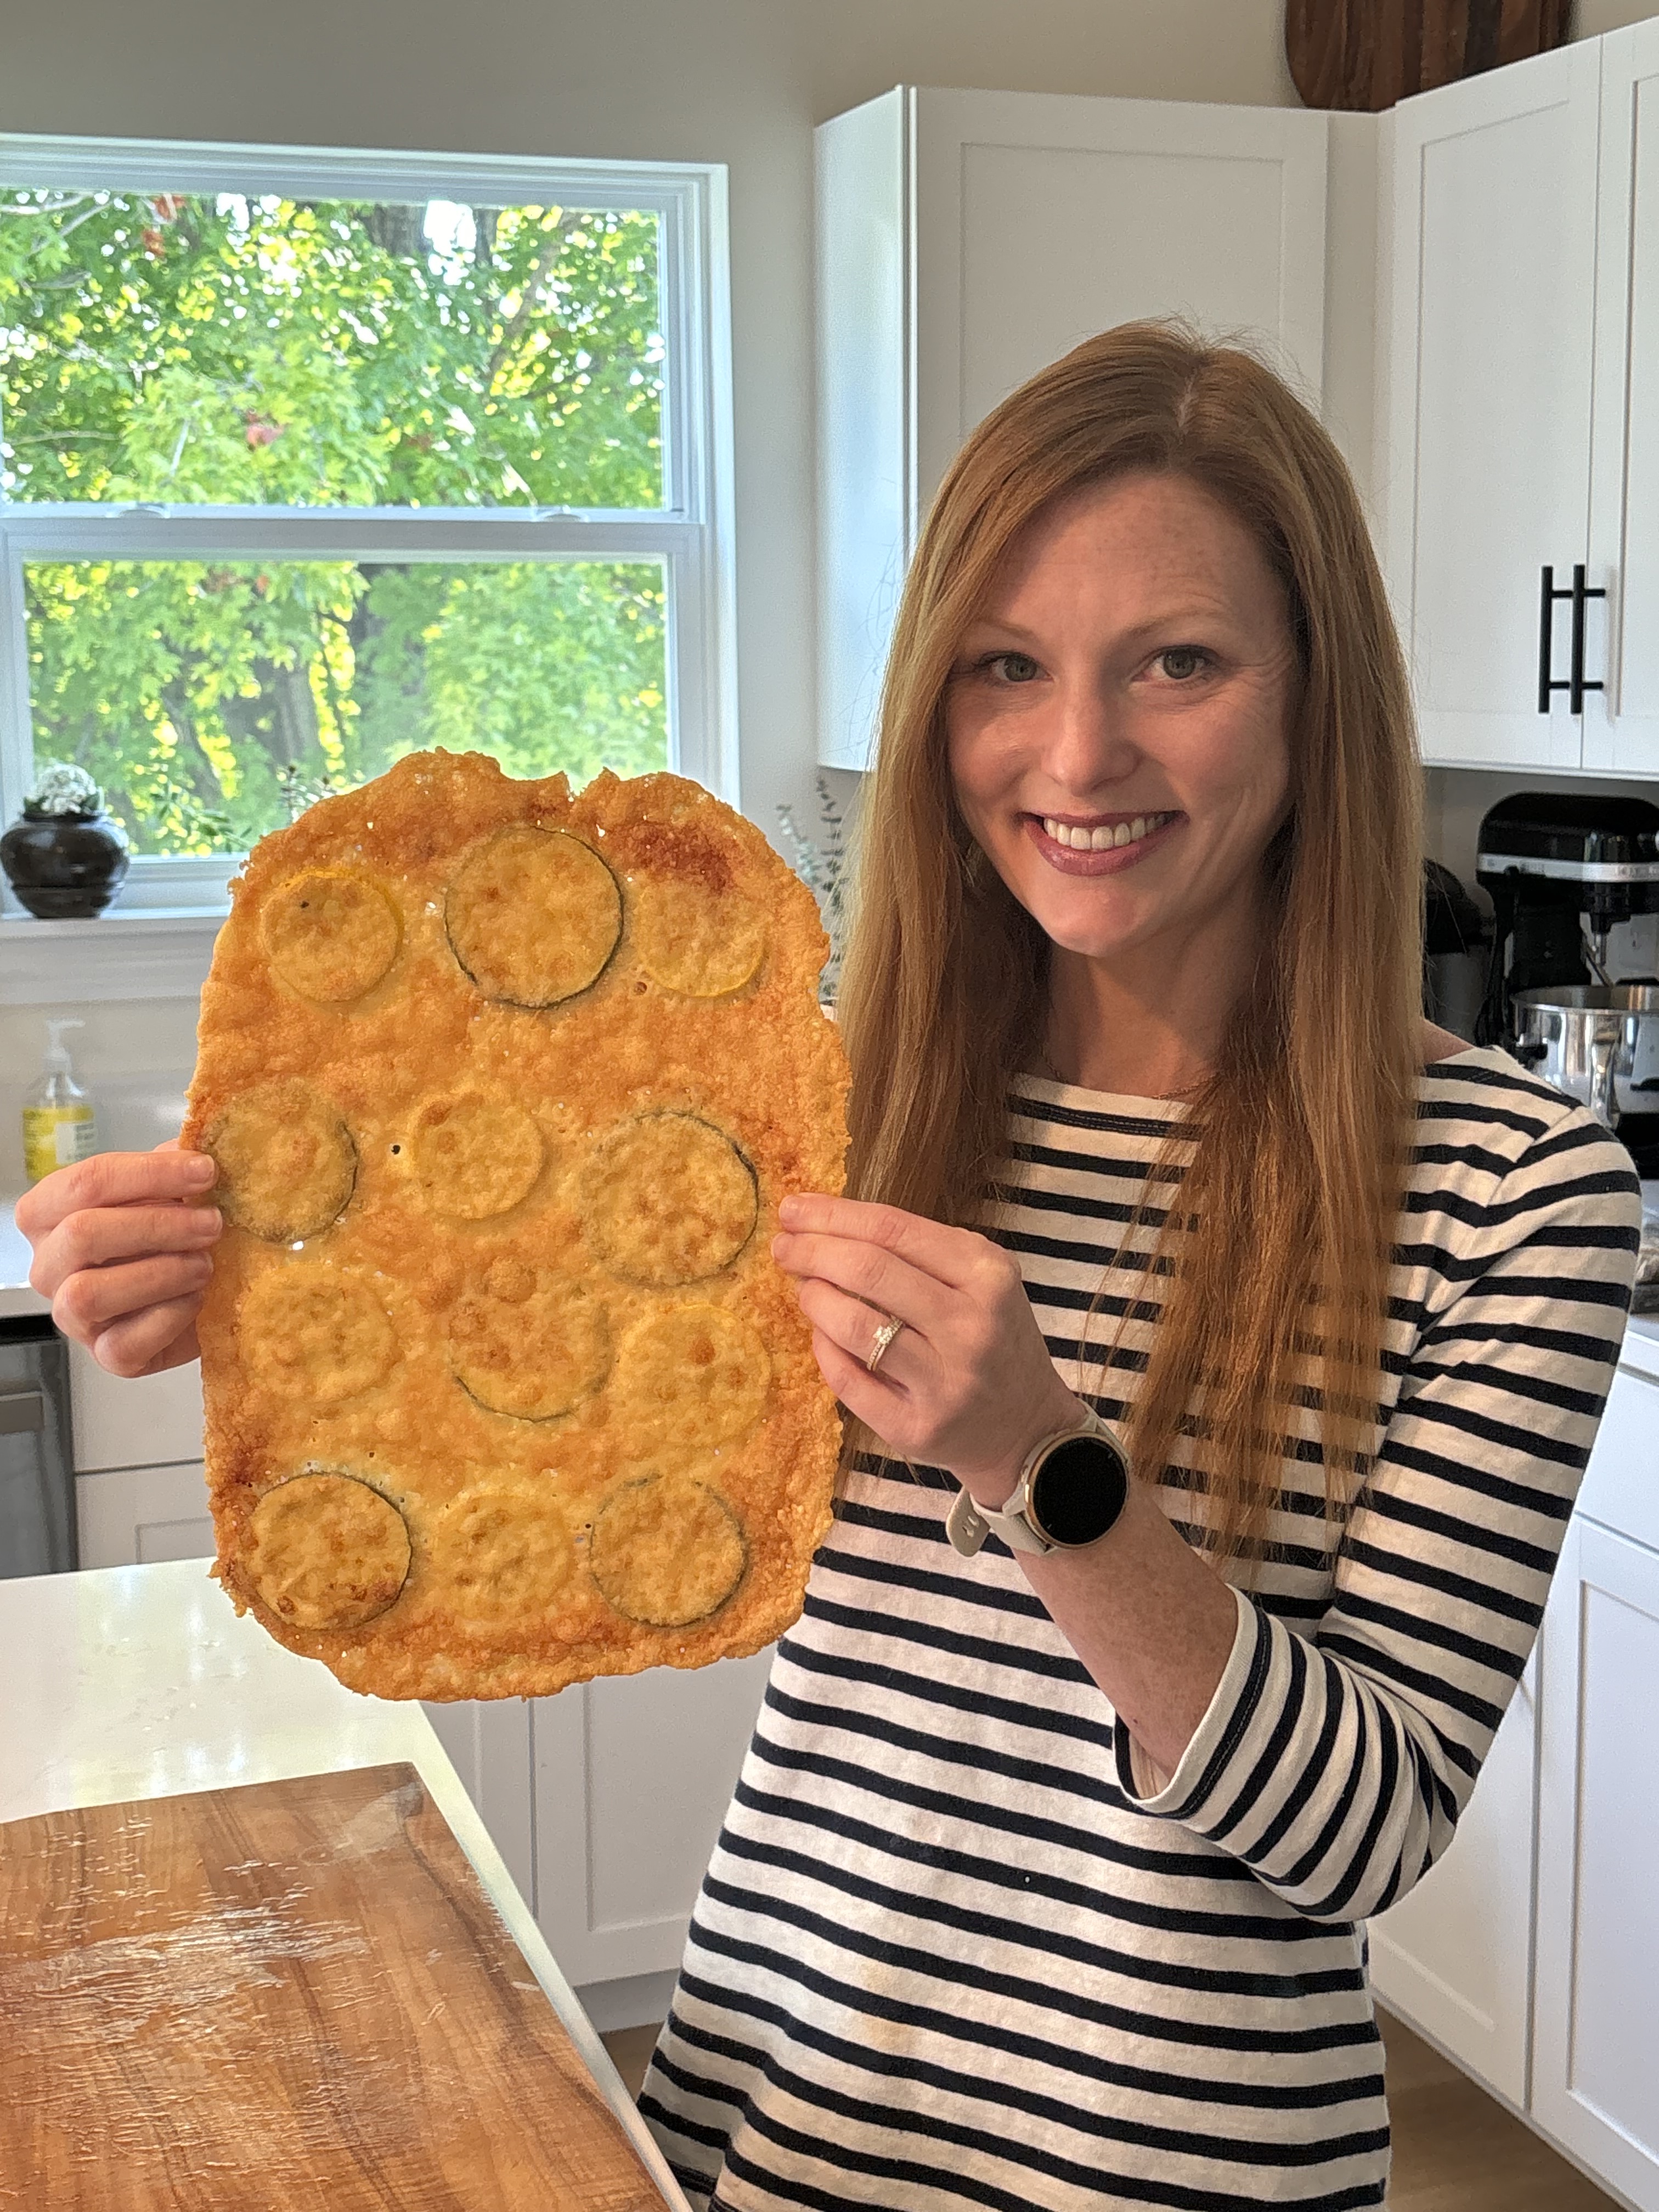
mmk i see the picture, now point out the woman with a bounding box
[19,325,1641,2210]
[633,325,1641,2210]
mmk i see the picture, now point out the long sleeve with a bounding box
[1113,1105,1642,1922]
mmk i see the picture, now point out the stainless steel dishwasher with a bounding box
[0,1317,76,1576]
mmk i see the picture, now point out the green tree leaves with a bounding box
[24,555,668,855]
[0,187,669,854]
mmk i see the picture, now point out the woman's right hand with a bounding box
[16,1145,222,1378]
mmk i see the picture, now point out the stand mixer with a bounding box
[1476,792,1659,1165]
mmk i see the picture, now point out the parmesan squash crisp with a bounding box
[182,752,849,1701]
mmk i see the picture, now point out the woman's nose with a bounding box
[1040,680,1140,792]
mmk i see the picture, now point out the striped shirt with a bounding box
[640,1047,1641,2211]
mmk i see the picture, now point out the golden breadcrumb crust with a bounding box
[182,751,849,1701]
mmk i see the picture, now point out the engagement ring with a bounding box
[866,1312,906,1375]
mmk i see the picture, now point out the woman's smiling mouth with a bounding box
[1028,810,1182,871]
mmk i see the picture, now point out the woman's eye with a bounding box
[989,652,1041,684]
[1155,646,1210,681]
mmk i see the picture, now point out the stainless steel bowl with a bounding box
[1511,984,1659,1129]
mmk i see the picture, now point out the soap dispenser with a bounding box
[22,1018,100,1183]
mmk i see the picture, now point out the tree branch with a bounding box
[482,219,575,393]
[0,194,94,219]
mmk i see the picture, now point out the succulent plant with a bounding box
[22,761,105,821]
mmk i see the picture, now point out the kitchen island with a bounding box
[0,1555,688,2210]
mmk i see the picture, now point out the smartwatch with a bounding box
[945,1406,1131,1558]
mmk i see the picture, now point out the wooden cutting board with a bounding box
[1285,0,1572,112]
[0,1764,668,2210]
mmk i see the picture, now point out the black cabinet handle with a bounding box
[1569,562,1606,716]
[1538,564,1606,714]
[1539,566,1570,712]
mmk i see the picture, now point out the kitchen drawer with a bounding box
[76,1459,213,1570]
[67,1341,203,1474]
[1577,1365,1659,1553]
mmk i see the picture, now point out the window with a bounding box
[0,135,735,915]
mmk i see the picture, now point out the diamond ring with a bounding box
[866,1312,906,1375]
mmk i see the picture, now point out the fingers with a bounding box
[52,1252,215,1349]
[772,1224,947,1341]
[88,1299,205,1380]
[808,1326,947,1469]
[30,1203,221,1302]
[31,1201,222,1294]
[777,1193,988,1289]
[795,1277,922,1387]
[15,1147,215,1240]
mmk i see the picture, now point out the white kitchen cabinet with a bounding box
[66,1338,204,1472]
[1384,25,1659,779]
[67,1341,213,1567]
[533,1647,772,1988]
[424,1652,773,2021]
[816,86,1329,770]
[1379,42,1604,771]
[1534,1509,1659,2211]
[1587,18,1659,777]
[1370,1360,1659,2177]
[1366,1639,1538,2109]
[1575,1359,1659,1558]
[75,1457,213,1567]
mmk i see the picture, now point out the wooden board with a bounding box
[0,1764,669,2210]
[1285,0,1572,112]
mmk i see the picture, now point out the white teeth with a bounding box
[1042,811,1170,850]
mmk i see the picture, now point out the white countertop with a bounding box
[0,1558,688,2210]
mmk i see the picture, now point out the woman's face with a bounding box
[945,470,1298,972]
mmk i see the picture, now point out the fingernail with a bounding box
[770,1234,787,1260]
[189,1207,222,1236]
[778,1195,803,1226]
[184,1154,216,1184]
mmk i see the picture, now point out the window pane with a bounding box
[25,557,669,856]
[0,191,662,507]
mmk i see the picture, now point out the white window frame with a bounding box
[0,132,738,935]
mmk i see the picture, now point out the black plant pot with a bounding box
[1,811,130,919]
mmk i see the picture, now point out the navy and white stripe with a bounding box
[641,1047,1641,2210]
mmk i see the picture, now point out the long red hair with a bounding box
[836,322,1424,1562]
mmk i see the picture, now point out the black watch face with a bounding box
[1029,1432,1129,1548]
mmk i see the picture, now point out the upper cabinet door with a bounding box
[1588,21,1659,778]
[908,89,1328,516]
[1382,44,1602,771]
[816,88,1328,771]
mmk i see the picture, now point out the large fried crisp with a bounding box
[182,752,849,1701]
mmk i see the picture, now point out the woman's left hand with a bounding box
[772,1193,1084,1499]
